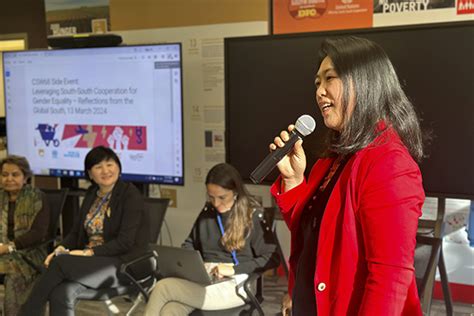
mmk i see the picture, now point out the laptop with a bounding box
[155,246,231,286]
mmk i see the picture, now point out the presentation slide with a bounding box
[3,44,183,184]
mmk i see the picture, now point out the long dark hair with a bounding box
[317,36,424,161]
[205,163,258,252]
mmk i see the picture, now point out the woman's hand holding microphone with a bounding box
[269,125,307,193]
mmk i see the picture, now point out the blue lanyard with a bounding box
[216,213,239,266]
[85,192,111,228]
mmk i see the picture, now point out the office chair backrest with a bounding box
[414,235,442,297]
[42,188,69,249]
[10,188,70,275]
[144,197,170,244]
[264,206,289,278]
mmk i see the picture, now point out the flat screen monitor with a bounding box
[225,22,474,199]
[3,43,184,185]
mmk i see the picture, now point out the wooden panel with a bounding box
[0,36,27,118]
[0,0,47,49]
[110,0,269,30]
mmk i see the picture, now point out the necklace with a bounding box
[319,156,344,192]
[97,189,111,198]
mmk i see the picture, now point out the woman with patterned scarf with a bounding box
[0,155,50,315]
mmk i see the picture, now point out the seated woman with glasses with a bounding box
[145,163,280,315]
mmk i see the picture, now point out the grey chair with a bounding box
[263,206,288,278]
[417,200,454,316]
[13,188,69,273]
[145,197,171,243]
[189,272,265,316]
[414,235,442,297]
[75,197,170,315]
[42,188,69,251]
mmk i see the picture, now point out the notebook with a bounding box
[155,246,231,285]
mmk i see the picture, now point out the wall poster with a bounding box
[272,0,373,34]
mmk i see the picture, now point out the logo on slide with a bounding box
[36,124,60,147]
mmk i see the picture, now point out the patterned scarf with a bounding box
[0,185,45,276]
[0,184,43,243]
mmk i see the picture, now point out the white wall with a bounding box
[116,22,271,247]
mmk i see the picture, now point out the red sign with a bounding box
[457,0,474,14]
[273,0,373,34]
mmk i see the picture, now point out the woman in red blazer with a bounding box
[271,37,425,316]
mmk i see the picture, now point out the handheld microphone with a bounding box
[250,115,316,184]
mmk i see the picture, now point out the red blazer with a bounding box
[271,128,424,316]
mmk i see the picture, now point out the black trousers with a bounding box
[19,254,124,316]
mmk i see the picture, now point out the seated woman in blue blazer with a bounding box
[19,146,148,316]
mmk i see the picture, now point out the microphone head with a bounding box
[295,115,316,136]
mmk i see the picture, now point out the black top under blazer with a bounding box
[61,180,148,261]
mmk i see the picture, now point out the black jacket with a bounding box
[61,180,148,261]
